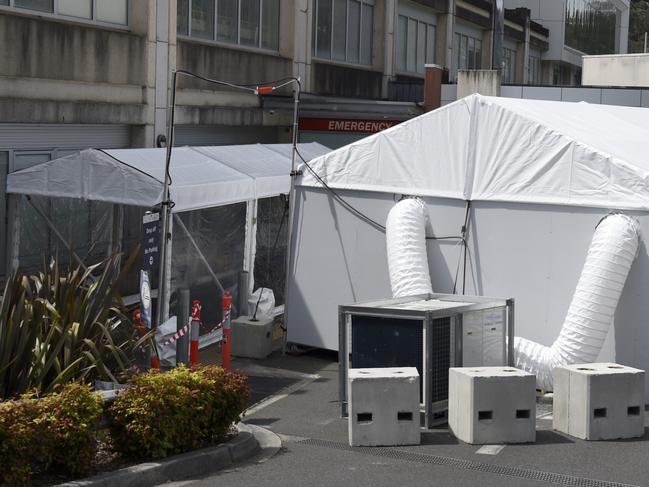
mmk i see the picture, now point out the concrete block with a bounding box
[231,316,276,359]
[348,367,420,447]
[553,363,645,440]
[449,367,536,445]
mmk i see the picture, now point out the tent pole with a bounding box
[281,78,301,355]
[24,195,89,273]
[156,70,178,328]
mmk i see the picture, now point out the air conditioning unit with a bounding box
[338,293,514,427]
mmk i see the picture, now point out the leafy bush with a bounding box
[0,251,153,399]
[0,384,103,486]
[110,365,249,459]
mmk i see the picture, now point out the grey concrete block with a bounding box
[348,367,420,447]
[231,316,276,359]
[553,363,645,440]
[449,367,536,445]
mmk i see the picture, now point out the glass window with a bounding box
[468,37,475,70]
[177,0,189,36]
[261,0,280,50]
[455,32,482,76]
[565,0,618,55]
[503,47,516,83]
[58,0,91,19]
[313,0,373,65]
[191,0,215,39]
[315,0,332,58]
[96,0,127,24]
[0,152,7,279]
[416,21,426,72]
[425,24,435,64]
[217,0,238,43]
[14,0,53,12]
[332,0,347,61]
[406,18,416,72]
[360,2,372,65]
[347,0,360,63]
[240,0,260,46]
[396,15,407,71]
[0,0,8,5]
[528,55,541,84]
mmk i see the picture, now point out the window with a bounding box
[314,0,374,65]
[528,55,541,84]
[177,0,280,52]
[396,14,435,74]
[1,0,128,25]
[565,0,619,55]
[503,47,516,84]
[455,32,482,72]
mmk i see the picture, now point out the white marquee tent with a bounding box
[287,94,649,397]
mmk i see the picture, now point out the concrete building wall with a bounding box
[583,54,649,88]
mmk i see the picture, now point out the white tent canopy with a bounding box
[8,142,330,212]
[299,94,649,210]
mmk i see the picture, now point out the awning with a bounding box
[7,143,330,212]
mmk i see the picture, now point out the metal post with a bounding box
[222,291,233,370]
[281,79,301,354]
[177,288,190,366]
[238,270,249,317]
[156,70,178,329]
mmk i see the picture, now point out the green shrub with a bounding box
[0,383,103,486]
[109,365,249,459]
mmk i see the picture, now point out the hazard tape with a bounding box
[162,308,230,347]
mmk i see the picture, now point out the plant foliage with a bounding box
[0,383,103,486]
[109,365,249,459]
[0,251,152,399]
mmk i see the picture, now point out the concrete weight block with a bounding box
[449,367,536,445]
[553,363,645,440]
[348,367,420,447]
[231,316,275,359]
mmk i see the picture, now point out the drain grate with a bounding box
[297,438,639,487]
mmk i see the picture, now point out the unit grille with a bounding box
[430,316,451,403]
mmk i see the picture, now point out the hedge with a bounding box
[0,366,249,486]
[109,365,249,459]
[0,384,103,486]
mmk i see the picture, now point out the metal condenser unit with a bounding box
[338,293,514,427]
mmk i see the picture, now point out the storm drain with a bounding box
[297,438,639,487]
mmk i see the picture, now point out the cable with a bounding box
[294,147,464,241]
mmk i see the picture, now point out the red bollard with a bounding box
[189,300,201,367]
[134,308,160,369]
[222,292,232,370]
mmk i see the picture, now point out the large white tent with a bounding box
[287,94,649,398]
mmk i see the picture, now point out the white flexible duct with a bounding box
[386,198,433,298]
[514,214,640,390]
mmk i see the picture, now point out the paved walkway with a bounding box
[161,351,649,487]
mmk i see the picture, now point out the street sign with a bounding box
[142,212,160,271]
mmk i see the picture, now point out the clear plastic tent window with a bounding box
[5,142,331,349]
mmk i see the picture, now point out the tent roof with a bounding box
[298,94,649,210]
[7,142,330,212]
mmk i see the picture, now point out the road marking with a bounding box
[244,375,320,416]
[476,444,505,455]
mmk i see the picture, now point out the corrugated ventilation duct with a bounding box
[514,213,640,390]
[386,198,433,298]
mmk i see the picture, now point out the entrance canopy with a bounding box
[7,143,330,213]
[299,94,649,210]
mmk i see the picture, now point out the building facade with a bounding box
[504,0,630,85]
[0,0,627,278]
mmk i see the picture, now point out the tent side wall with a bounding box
[286,186,649,398]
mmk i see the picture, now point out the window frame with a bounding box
[395,4,437,76]
[0,0,130,28]
[312,0,375,67]
[455,32,482,75]
[503,47,516,84]
[178,0,281,54]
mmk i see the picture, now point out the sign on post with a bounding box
[142,212,161,271]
